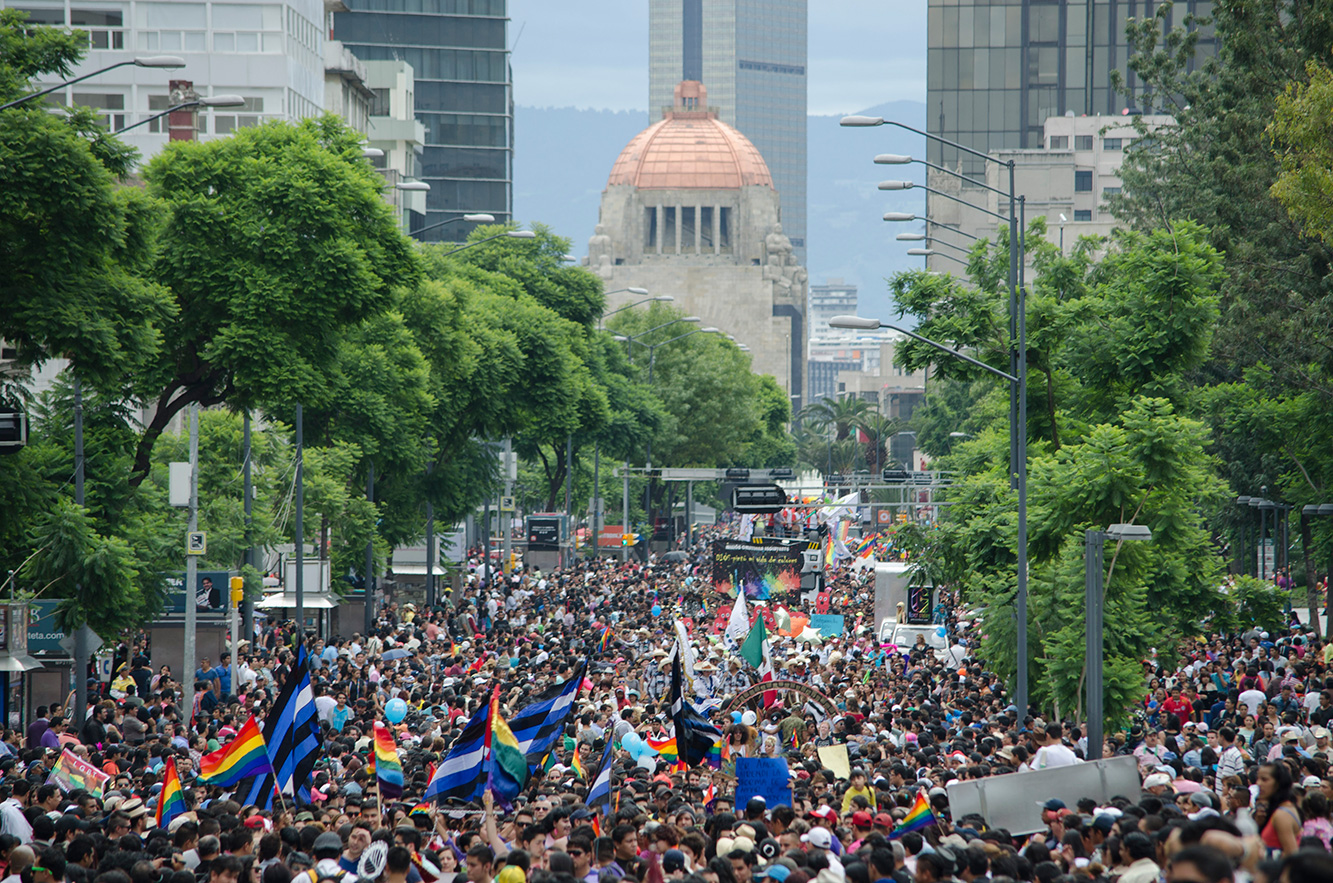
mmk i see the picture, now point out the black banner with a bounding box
[711,537,816,597]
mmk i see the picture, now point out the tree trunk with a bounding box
[1301,514,1321,639]
[128,373,231,487]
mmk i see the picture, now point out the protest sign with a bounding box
[47,748,111,798]
[735,757,791,808]
[809,614,845,637]
[817,745,851,780]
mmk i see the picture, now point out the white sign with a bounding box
[186,531,207,556]
[1257,539,1276,577]
[168,463,192,507]
[500,496,515,511]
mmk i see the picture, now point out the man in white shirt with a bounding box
[1030,723,1081,769]
[1238,686,1267,716]
[1214,725,1247,791]
[0,780,33,842]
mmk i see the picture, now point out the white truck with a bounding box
[874,561,948,659]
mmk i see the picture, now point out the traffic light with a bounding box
[621,533,640,546]
[229,576,244,606]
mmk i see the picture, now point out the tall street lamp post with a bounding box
[1085,523,1153,760]
[844,113,1030,711]
[0,56,185,110]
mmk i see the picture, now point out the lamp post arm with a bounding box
[915,158,1012,200]
[918,184,1012,222]
[437,230,524,257]
[876,118,1003,167]
[0,60,136,111]
[880,322,1018,384]
[117,101,198,134]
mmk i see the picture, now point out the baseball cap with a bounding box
[873,813,894,827]
[662,850,686,873]
[1302,775,1323,789]
[763,866,791,882]
[801,828,832,849]
[851,811,873,828]
[1144,773,1173,789]
[1042,798,1066,812]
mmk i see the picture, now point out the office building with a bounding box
[807,278,858,345]
[588,80,807,411]
[8,0,327,153]
[335,0,511,242]
[921,113,1171,270]
[649,0,807,263]
[925,0,1216,177]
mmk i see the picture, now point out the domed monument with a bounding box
[587,81,806,410]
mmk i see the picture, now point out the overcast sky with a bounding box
[508,1,928,114]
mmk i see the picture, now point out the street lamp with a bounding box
[1301,503,1333,628]
[396,181,431,191]
[614,317,701,355]
[883,213,982,241]
[408,213,496,239]
[437,229,535,257]
[362,147,384,159]
[1086,523,1153,760]
[898,234,971,255]
[906,248,968,268]
[117,94,245,134]
[1,56,186,111]
[844,112,1030,713]
[600,292,674,328]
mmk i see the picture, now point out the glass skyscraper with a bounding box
[649,0,807,262]
[335,0,512,242]
[926,0,1216,176]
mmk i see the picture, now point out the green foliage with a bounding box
[135,115,417,483]
[1212,576,1290,635]
[890,221,1227,722]
[1270,60,1333,246]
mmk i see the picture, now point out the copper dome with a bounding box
[607,81,773,191]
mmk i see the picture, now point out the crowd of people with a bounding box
[3,527,1333,883]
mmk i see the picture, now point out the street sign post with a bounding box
[186,531,207,556]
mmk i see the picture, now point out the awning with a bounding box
[0,654,44,672]
[255,593,339,610]
[388,564,448,576]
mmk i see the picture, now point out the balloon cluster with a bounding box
[619,732,659,761]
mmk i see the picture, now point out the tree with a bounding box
[889,221,1227,723]
[801,395,873,442]
[0,9,171,396]
[131,115,418,486]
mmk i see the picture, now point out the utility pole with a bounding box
[72,380,88,729]
[592,443,600,559]
[242,412,254,646]
[365,460,375,634]
[294,404,304,639]
[183,403,199,725]
[502,438,513,577]
[622,462,630,563]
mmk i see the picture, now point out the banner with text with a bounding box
[711,538,818,599]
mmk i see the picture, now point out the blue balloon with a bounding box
[936,626,948,639]
[651,604,662,617]
[731,711,744,724]
[385,697,408,724]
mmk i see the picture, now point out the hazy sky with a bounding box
[508,1,928,114]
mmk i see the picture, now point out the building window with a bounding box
[1075,134,1094,150]
[73,91,124,131]
[1103,186,1122,197]
[1048,135,1068,149]
[1075,170,1093,192]
[1074,210,1092,221]
[700,206,714,249]
[719,207,732,252]
[644,207,657,249]
[1103,137,1123,150]
[369,88,391,117]
[213,97,264,135]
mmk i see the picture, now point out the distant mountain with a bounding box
[512,99,928,323]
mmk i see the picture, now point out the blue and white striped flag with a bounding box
[233,643,321,807]
[424,702,489,804]
[507,660,586,771]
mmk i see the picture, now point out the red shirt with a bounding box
[1162,697,1194,720]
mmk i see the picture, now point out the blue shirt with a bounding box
[213,664,231,695]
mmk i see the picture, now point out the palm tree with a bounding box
[801,395,874,441]
[855,412,903,475]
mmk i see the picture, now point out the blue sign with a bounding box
[735,757,791,809]
[163,571,231,615]
[28,600,66,655]
[809,614,845,637]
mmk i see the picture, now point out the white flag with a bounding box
[725,587,750,647]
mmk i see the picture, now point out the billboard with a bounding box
[711,537,820,599]
[527,515,563,551]
[162,570,232,615]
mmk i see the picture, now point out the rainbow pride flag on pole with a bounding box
[198,716,273,787]
[484,685,529,803]
[889,790,938,839]
[156,756,187,829]
[646,734,678,763]
[373,721,405,799]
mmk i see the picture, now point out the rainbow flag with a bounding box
[198,716,273,787]
[374,721,405,799]
[706,738,725,770]
[889,790,938,839]
[704,780,716,814]
[46,748,111,798]
[646,735,678,763]
[156,756,187,829]
[598,628,613,654]
[571,747,586,780]
[484,685,529,802]
[409,802,432,819]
